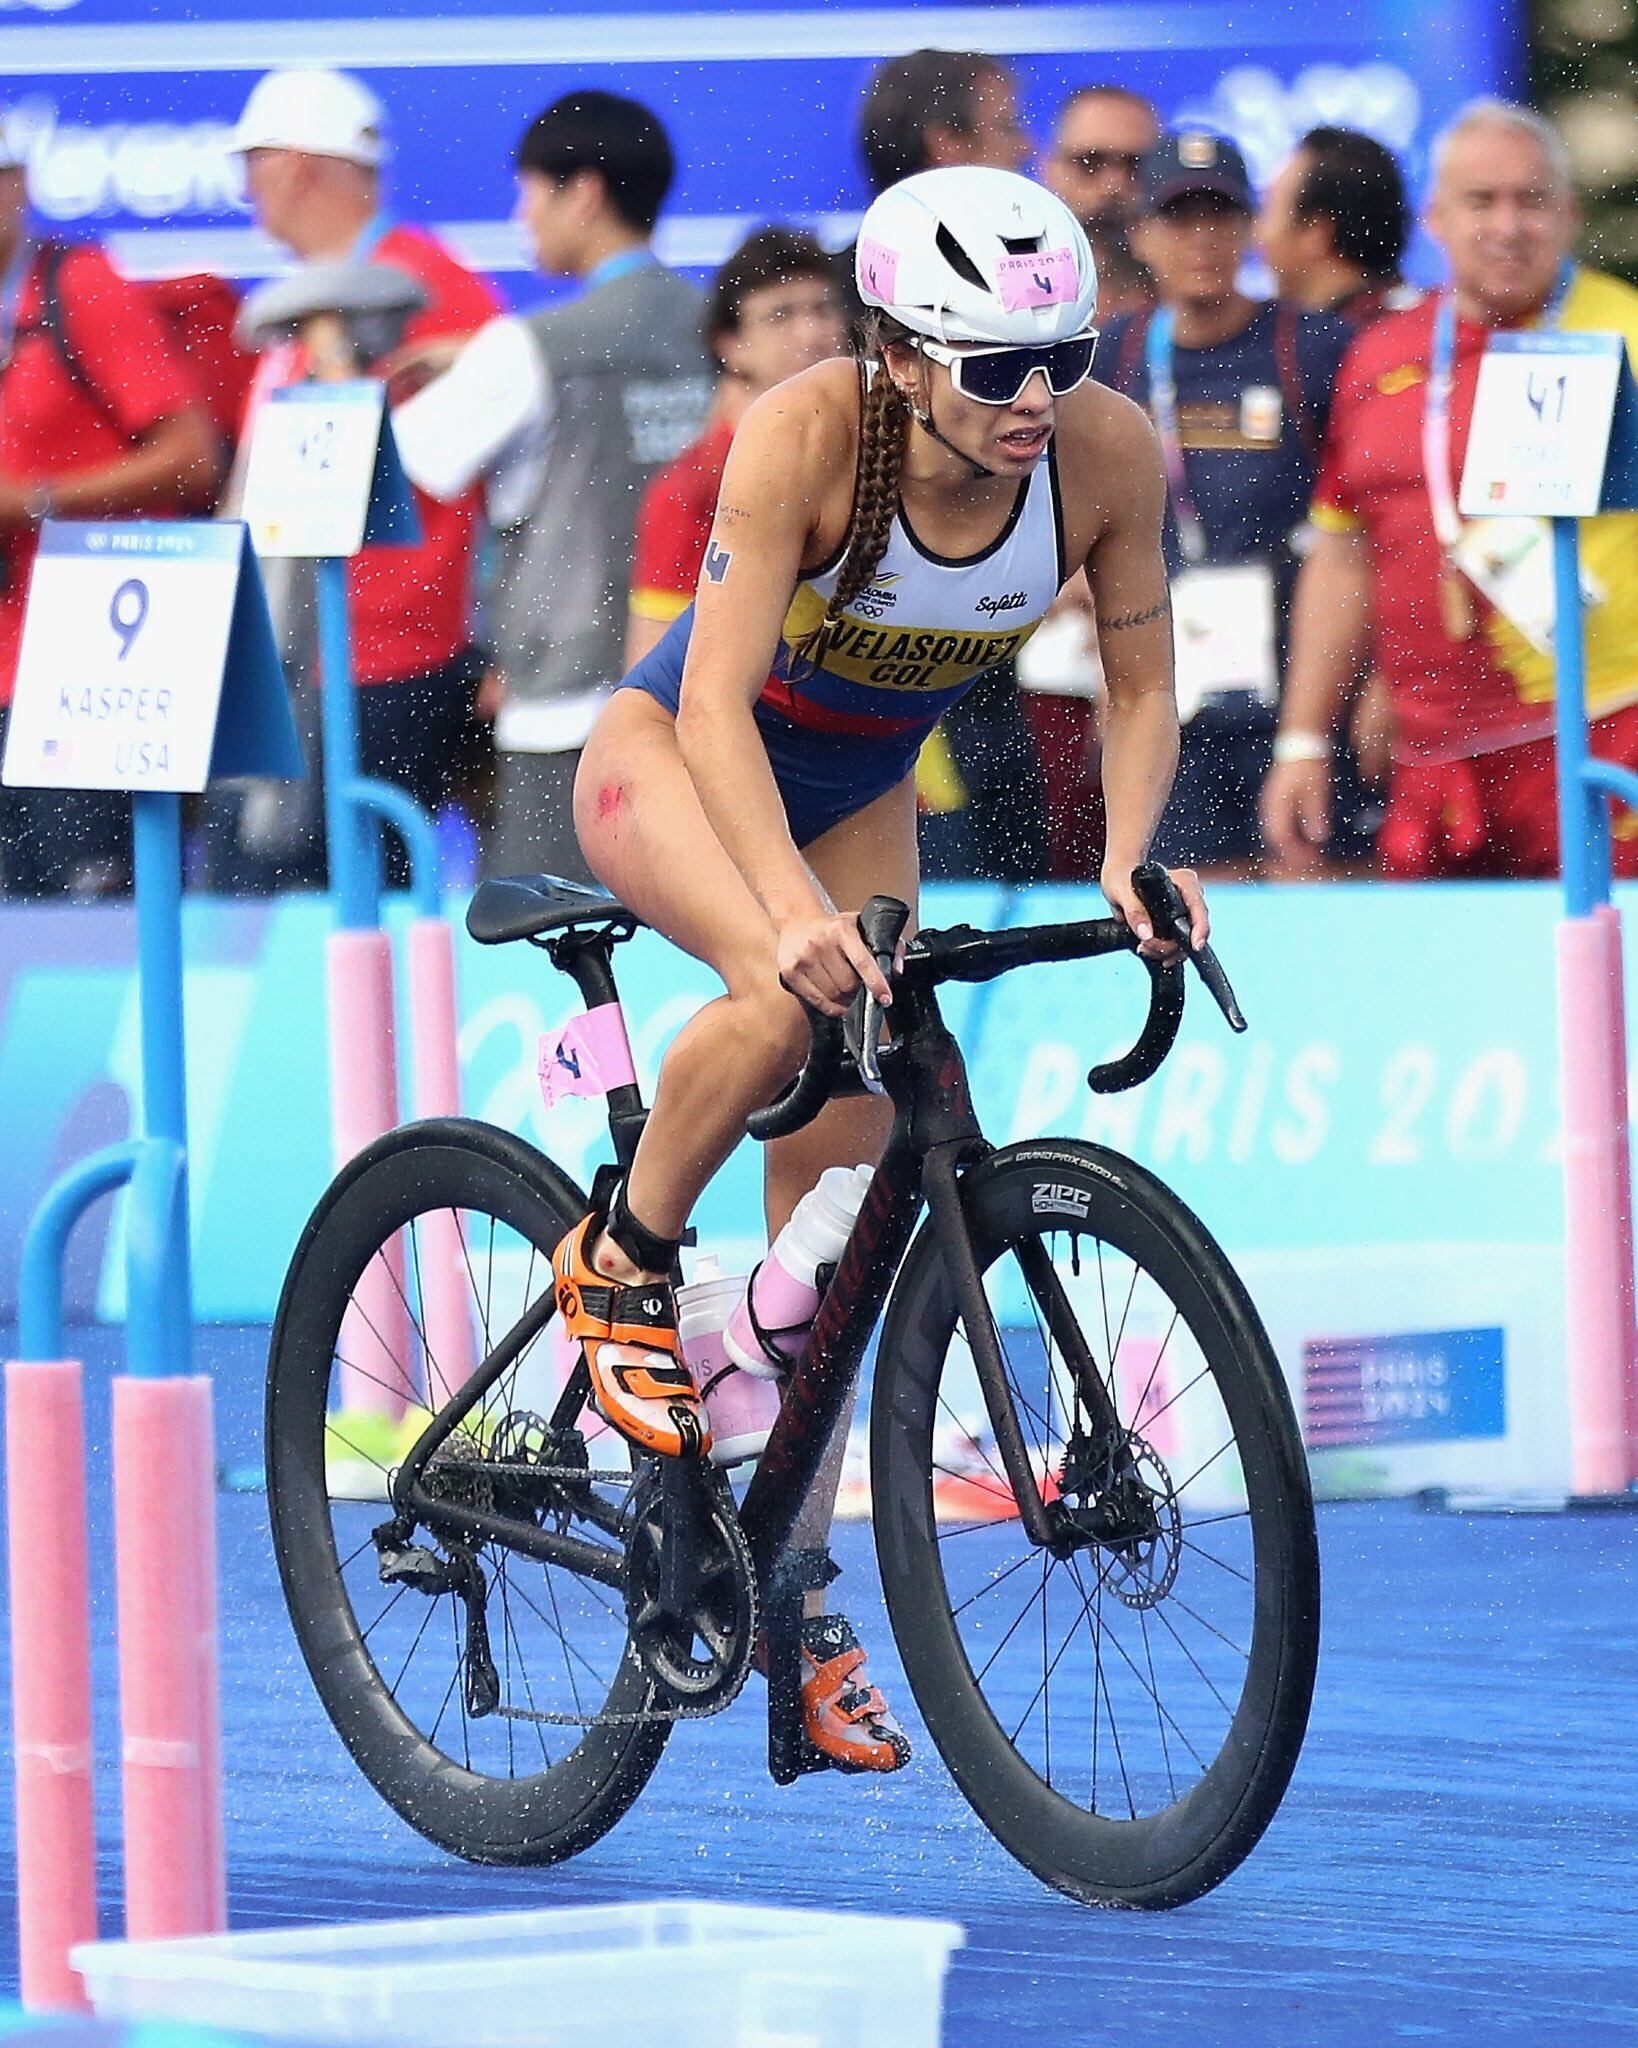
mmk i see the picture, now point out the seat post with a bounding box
[546,930,647,1172]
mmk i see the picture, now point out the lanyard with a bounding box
[1422,259,1575,548]
[1144,307,1209,565]
[351,213,392,262]
[584,247,657,292]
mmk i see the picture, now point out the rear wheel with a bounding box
[266,1117,669,1865]
[872,1139,1319,1908]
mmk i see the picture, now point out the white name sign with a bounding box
[1459,332,1627,521]
[2,522,261,794]
[240,380,389,558]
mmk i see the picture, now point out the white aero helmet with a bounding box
[855,167,1098,347]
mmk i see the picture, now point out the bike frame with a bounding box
[388,917,1125,1599]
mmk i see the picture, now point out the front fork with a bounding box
[921,1147,1126,1555]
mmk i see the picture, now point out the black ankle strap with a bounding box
[604,1177,684,1277]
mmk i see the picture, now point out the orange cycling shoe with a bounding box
[800,1614,912,1774]
[552,1212,710,1461]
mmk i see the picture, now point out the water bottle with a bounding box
[723,1164,874,1381]
[676,1254,781,1469]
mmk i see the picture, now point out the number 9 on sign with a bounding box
[110,577,150,661]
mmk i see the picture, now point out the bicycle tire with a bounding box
[872,1138,1319,1909]
[267,1115,669,1865]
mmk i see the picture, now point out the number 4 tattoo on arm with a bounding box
[1099,594,1169,633]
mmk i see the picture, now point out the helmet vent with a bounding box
[934,223,988,292]
[1001,234,1044,255]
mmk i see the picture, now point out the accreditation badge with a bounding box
[1170,562,1278,724]
[1448,516,1606,655]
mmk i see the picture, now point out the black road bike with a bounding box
[266,868,1320,1908]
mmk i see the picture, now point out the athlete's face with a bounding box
[1427,126,1577,323]
[890,342,1057,475]
[1133,193,1250,310]
[717,274,847,396]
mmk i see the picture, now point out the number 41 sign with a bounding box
[1,521,299,795]
[1461,331,1638,519]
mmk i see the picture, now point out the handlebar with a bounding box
[744,866,1247,1142]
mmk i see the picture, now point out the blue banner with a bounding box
[0,877,1593,1326]
[0,0,1519,289]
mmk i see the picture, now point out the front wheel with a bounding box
[871,1140,1319,1909]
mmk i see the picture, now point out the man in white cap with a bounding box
[229,69,500,887]
[0,117,217,896]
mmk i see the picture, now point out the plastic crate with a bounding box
[72,1900,965,2048]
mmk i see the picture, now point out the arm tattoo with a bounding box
[716,503,753,526]
[1098,596,1170,633]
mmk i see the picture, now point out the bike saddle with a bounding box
[465,873,646,946]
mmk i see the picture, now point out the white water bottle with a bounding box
[723,1164,874,1381]
[676,1253,781,1469]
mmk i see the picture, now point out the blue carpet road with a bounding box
[0,1328,1634,2046]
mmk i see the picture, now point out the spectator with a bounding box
[627,227,846,667]
[1023,86,1161,877]
[393,91,713,884]
[0,117,217,897]
[1042,85,1160,319]
[858,48,1027,192]
[1264,100,1638,881]
[855,48,1048,883]
[225,68,501,891]
[1097,130,1351,878]
[1257,127,1417,324]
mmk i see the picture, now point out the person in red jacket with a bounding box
[0,120,218,896]
[229,69,501,886]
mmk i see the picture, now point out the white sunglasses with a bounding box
[911,331,1100,405]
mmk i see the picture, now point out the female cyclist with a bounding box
[553,166,1205,1772]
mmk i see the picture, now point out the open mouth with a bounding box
[997,423,1051,458]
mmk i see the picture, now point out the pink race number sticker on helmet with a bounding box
[857,235,900,301]
[995,247,1079,312]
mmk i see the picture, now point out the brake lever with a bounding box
[1131,862,1247,1035]
[851,894,911,1097]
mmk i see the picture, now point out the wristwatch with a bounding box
[1272,730,1332,767]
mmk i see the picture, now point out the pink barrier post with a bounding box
[5,1359,97,2012]
[406,917,475,1396]
[1556,916,1638,1495]
[111,1374,226,1941]
[1593,903,1638,1478]
[328,927,410,1414]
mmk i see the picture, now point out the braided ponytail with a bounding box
[788,314,910,673]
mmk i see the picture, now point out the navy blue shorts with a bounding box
[622,611,920,849]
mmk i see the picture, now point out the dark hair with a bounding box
[516,90,675,233]
[704,226,836,352]
[788,313,911,670]
[1293,126,1411,278]
[859,48,1007,194]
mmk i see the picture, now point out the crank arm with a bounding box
[922,1149,1057,1552]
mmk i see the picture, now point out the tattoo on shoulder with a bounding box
[716,503,752,526]
[1098,596,1169,633]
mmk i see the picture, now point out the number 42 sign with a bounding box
[1,521,299,795]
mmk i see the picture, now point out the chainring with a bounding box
[622,1462,758,1714]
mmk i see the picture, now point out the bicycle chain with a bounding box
[491,1640,754,1729]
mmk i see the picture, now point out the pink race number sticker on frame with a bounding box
[857,236,899,301]
[995,247,1079,311]
[537,1003,638,1112]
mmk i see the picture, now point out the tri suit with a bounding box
[621,442,1067,847]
